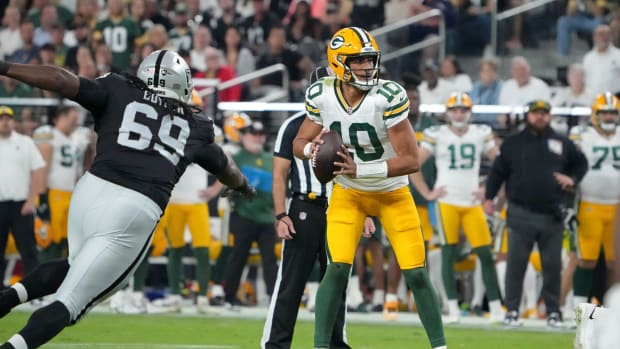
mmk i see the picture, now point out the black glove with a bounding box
[36,192,51,221]
[221,178,256,200]
[0,60,10,75]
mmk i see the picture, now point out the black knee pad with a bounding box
[20,301,70,348]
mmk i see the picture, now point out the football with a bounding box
[312,130,344,184]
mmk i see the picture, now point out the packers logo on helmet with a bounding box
[591,92,620,132]
[445,92,473,129]
[326,27,381,91]
[223,112,251,144]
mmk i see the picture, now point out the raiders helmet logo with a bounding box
[329,36,345,50]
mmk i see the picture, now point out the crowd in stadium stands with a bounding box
[1,0,620,333]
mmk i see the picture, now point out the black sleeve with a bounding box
[72,76,108,117]
[193,143,230,175]
[485,140,511,200]
[565,138,589,183]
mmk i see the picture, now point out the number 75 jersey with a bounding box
[305,77,410,192]
[570,125,620,204]
[421,124,495,207]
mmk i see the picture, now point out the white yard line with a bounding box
[46,344,239,349]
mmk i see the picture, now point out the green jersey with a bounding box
[95,17,141,71]
[232,149,274,224]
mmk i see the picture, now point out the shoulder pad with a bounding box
[32,125,54,142]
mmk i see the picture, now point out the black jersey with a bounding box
[72,73,229,210]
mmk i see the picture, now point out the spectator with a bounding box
[7,21,39,64]
[0,76,36,116]
[39,43,56,65]
[168,3,193,52]
[583,24,620,95]
[409,0,457,59]
[145,24,175,51]
[552,63,593,108]
[453,0,493,55]
[255,25,308,101]
[94,44,119,76]
[440,55,473,92]
[190,25,214,71]
[129,0,154,37]
[240,0,282,55]
[206,0,243,49]
[94,0,141,72]
[286,0,321,44]
[498,56,551,110]
[222,26,256,78]
[556,0,608,63]
[144,0,173,31]
[74,0,99,29]
[0,6,23,60]
[0,105,44,277]
[418,60,452,105]
[77,55,97,79]
[33,4,60,47]
[223,120,277,309]
[26,0,73,29]
[195,47,242,102]
[48,24,68,66]
[349,0,386,30]
[470,57,502,127]
[64,17,93,73]
[484,99,589,328]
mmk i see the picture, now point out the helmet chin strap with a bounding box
[601,122,616,131]
[451,121,468,129]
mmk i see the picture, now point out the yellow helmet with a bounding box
[445,92,473,129]
[591,92,620,131]
[223,112,251,143]
[326,27,381,91]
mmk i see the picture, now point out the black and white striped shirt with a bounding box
[273,112,331,198]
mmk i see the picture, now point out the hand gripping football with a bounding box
[312,130,344,184]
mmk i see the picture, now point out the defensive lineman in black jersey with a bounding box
[0,50,255,349]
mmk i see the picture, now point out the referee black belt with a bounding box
[293,193,328,205]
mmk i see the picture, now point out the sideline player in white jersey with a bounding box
[410,92,504,324]
[569,92,620,310]
[33,106,93,260]
[294,27,446,349]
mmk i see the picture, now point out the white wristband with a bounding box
[356,161,388,178]
[303,142,313,159]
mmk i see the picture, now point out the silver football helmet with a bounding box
[137,50,193,103]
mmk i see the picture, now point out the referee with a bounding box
[261,67,350,349]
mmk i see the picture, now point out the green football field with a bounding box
[0,311,573,349]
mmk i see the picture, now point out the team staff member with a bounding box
[484,99,588,327]
[223,120,278,308]
[0,105,44,276]
[261,67,350,349]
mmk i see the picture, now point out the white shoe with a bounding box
[197,296,218,315]
[443,313,460,324]
[117,291,147,314]
[147,294,182,314]
[574,303,597,349]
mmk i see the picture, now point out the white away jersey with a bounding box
[170,163,208,204]
[570,126,620,204]
[305,77,410,192]
[33,125,91,191]
[421,124,495,206]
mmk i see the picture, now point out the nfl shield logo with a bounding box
[299,212,307,221]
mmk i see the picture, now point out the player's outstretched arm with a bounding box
[194,143,255,198]
[0,61,79,99]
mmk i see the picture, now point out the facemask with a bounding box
[601,122,616,131]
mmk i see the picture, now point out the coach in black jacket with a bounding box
[484,100,588,327]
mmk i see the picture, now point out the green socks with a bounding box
[441,244,458,300]
[211,246,231,284]
[167,247,184,295]
[194,247,210,295]
[403,267,446,348]
[314,263,351,347]
[473,246,501,301]
[573,266,594,298]
[133,246,154,292]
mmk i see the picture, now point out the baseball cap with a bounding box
[241,121,265,135]
[525,100,551,113]
[0,106,14,117]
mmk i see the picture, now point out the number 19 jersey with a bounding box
[421,124,495,207]
[305,77,410,192]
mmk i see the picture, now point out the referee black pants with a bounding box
[224,213,278,302]
[0,200,39,278]
[262,196,349,349]
[505,203,564,314]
